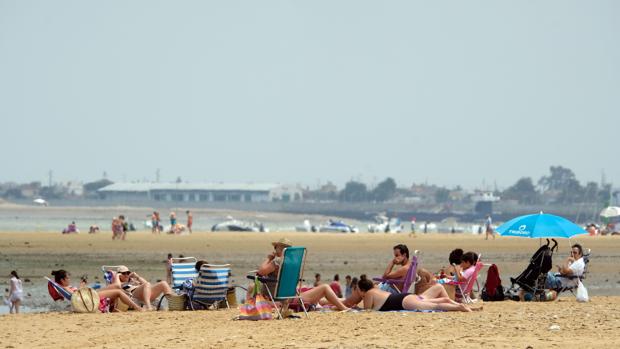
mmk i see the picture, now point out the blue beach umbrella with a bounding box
[496,212,586,239]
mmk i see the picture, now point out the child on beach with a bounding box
[344,275,352,298]
[8,271,23,314]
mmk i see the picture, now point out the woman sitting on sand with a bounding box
[357,278,476,312]
[108,266,174,311]
[250,238,349,311]
[51,269,143,311]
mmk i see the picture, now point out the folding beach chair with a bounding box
[190,263,231,310]
[457,258,484,304]
[45,276,73,301]
[373,251,419,293]
[555,248,591,296]
[170,257,199,289]
[248,246,308,319]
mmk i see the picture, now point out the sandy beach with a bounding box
[1,232,620,348]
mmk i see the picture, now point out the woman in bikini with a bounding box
[109,265,174,311]
[357,278,475,312]
[51,269,143,311]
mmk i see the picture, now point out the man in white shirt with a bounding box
[545,244,585,290]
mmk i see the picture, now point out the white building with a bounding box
[98,182,302,203]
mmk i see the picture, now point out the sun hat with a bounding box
[271,238,292,247]
[117,265,130,273]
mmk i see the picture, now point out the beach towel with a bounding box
[48,282,65,301]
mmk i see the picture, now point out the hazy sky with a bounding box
[1,1,618,189]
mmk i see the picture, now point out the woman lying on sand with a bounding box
[250,238,349,311]
[357,278,476,312]
[51,269,143,311]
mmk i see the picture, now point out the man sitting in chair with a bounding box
[379,244,412,293]
[545,244,585,291]
[250,238,349,311]
[379,244,435,294]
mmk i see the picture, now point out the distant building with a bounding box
[98,182,303,203]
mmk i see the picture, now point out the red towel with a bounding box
[47,282,65,301]
[485,264,501,297]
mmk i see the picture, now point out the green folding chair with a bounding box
[248,246,308,319]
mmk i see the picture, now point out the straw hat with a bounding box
[271,238,292,247]
[117,265,130,273]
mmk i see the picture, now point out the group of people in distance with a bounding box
[151,210,193,234]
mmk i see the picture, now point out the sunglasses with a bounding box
[121,271,131,276]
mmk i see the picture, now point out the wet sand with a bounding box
[1,232,619,348]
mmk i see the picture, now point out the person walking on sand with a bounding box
[485,215,495,240]
[186,210,193,234]
[8,271,23,314]
[151,212,159,234]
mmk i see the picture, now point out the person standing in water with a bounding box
[8,271,23,314]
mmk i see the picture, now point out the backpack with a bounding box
[481,264,505,301]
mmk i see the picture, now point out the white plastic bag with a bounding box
[576,281,589,302]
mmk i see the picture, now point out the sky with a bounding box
[0,1,618,190]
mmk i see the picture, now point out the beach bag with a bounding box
[71,288,99,313]
[481,264,505,301]
[238,278,273,320]
[576,281,589,302]
[167,294,187,311]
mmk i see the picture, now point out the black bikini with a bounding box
[379,293,410,311]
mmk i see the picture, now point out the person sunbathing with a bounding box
[357,278,475,312]
[251,238,349,311]
[380,244,435,294]
[108,265,174,311]
[51,269,143,311]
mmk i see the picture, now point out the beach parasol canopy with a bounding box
[496,212,586,239]
[599,206,620,218]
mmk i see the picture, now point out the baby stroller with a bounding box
[509,239,558,297]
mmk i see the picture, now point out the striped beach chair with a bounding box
[171,257,199,289]
[45,276,73,301]
[190,264,231,309]
[457,259,484,304]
